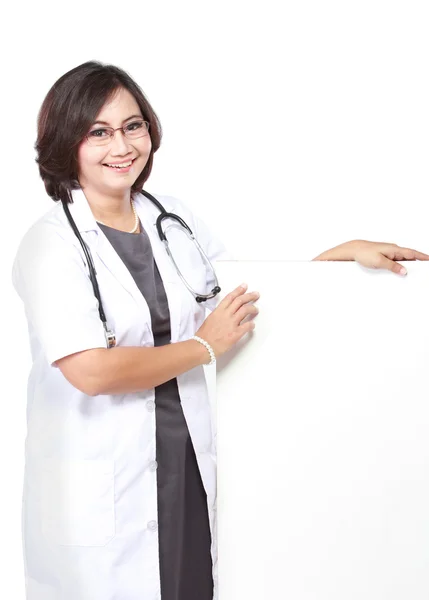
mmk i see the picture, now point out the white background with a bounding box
[1,0,429,595]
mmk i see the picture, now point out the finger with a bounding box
[218,283,248,309]
[238,320,256,336]
[230,291,260,314]
[393,247,429,261]
[376,254,407,276]
[234,303,259,324]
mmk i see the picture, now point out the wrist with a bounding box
[185,338,208,366]
[190,335,216,366]
[347,239,368,261]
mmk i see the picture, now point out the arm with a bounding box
[55,340,209,397]
[57,283,259,396]
[312,239,429,275]
[312,240,360,261]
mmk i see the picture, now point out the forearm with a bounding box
[90,340,209,396]
[312,239,362,261]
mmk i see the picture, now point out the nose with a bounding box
[109,129,133,155]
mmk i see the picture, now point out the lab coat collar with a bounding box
[67,187,101,233]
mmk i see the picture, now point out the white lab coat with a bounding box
[12,187,229,600]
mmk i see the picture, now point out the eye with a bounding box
[125,120,144,132]
[88,128,110,138]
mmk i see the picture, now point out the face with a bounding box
[77,87,152,197]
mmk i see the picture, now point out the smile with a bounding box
[103,158,136,172]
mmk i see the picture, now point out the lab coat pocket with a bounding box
[40,459,115,547]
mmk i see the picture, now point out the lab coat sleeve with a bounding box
[12,224,108,367]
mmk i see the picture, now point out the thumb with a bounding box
[377,254,407,276]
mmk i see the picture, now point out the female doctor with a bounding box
[12,61,429,600]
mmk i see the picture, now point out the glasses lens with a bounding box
[86,120,149,146]
[124,120,149,139]
[87,128,112,146]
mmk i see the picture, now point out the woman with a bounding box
[12,61,429,600]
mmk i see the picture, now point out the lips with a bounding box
[103,158,136,168]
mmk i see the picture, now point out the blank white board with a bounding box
[215,261,429,600]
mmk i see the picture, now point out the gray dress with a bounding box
[97,220,213,600]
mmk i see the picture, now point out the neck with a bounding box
[80,187,139,233]
[82,188,134,224]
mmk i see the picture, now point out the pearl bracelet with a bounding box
[191,335,216,366]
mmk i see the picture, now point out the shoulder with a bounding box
[15,202,81,256]
[12,203,85,289]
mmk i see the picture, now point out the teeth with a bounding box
[106,160,133,168]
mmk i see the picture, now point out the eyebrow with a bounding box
[92,114,143,126]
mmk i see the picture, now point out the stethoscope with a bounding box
[61,189,221,348]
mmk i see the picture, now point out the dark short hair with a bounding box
[35,61,163,204]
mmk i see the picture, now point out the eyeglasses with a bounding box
[86,119,150,146]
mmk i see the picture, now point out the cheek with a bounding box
[138,137,152,157]
[77,145,104,173]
